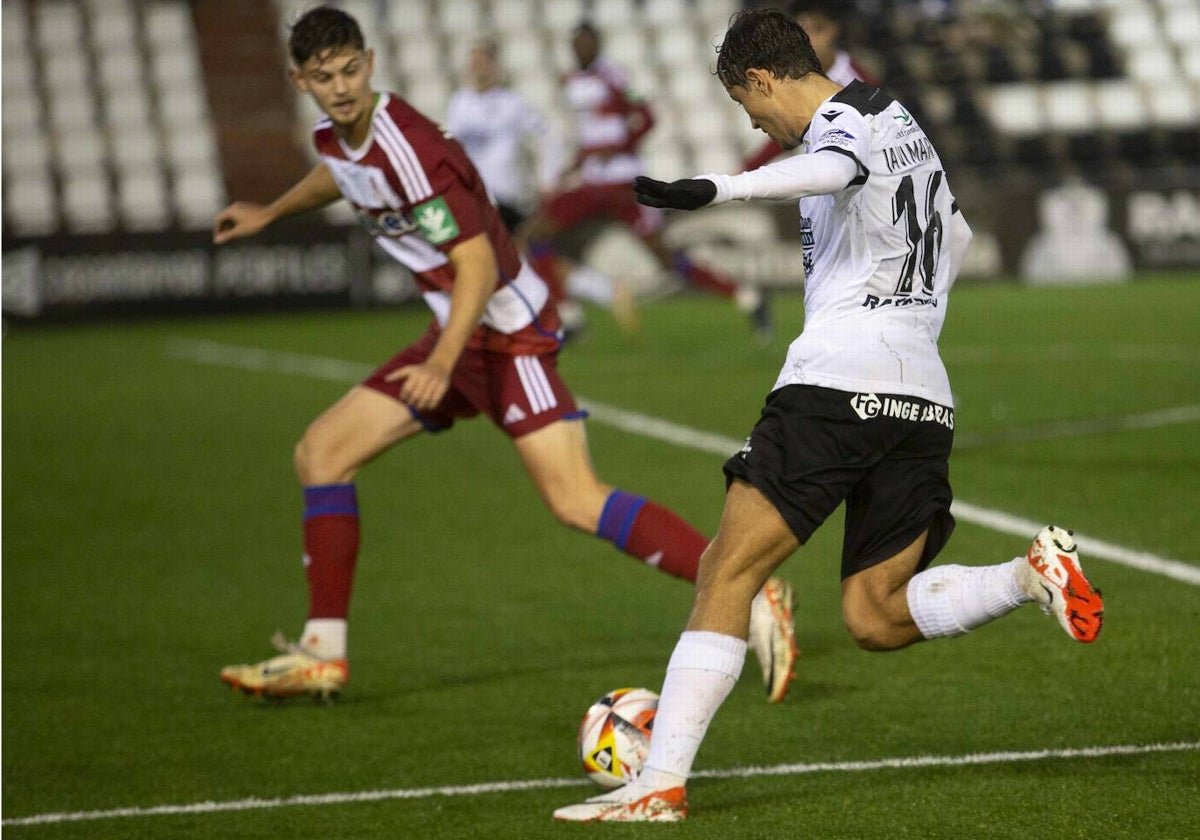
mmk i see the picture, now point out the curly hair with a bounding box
[288,6,365,66]
[715,8,823,89]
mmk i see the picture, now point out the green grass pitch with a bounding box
[3,275,1199,838]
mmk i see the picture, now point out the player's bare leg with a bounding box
[221,387,422,701]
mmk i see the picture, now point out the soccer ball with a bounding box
[577,687,659,789]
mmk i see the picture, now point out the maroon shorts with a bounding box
[543,182,664,237]
[362,327,585,439]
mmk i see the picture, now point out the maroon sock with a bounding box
[597,490,707,582]
[303,484,360,619]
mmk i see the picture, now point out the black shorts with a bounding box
[723,384,956,579]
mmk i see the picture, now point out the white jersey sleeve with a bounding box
[702,150,858,203]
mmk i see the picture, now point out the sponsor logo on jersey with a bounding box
[355,208,418,238]
[413,196,460,244]
[815,127,856,149]
[862,293,939,309]
[850,393,953,428]
[821,109,843,123]
[882,137,935,173]
[893,105,913,125]
[798,215,816,277]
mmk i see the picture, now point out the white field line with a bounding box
[5,741,1197,827]
[165,339,1200,586]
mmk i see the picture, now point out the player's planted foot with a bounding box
[553,782,688,822]
[220,632,349,700]
[1018,526,1104,642]
[749,577,799,702]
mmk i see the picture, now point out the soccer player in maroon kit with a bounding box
[213,6,797,702]
[521,22,774,343]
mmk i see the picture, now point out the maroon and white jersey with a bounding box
[313,92,559,354]
[562,56,654,185]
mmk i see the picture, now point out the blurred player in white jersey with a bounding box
[521,22,773,343]
[210,7,797,705]
[555,9,1105,821]
[446,38,565,232]
[447,38,638,334]
[742,0,880,171]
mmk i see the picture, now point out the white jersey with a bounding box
[445,85,564,210]
[707,82,963,407]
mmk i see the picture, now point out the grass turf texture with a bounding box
[3,275,1199,838]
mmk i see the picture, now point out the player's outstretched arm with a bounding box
[213,163,342,244]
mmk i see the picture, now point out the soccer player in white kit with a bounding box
[554,9,1105,822]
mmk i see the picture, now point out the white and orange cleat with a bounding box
[553,783,688,822]
[1019,526,1104,643]
[220,632,348,701]
[749,576,799,702]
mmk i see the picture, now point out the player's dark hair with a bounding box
[572,20,601,41]
[716,8,823,88]
[288,6,365,66]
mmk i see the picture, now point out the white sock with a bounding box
[640,631,746,787]
[301,618,347,660]
[906,559,1029,639]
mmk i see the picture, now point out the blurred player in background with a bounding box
[555,9,1104,821]
[212,6,797,704]
[741,0,880,171]
[521,21,774,343]
[447,37,639,335]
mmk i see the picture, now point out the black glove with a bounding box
[633,176,717,211]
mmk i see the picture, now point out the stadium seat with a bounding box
[500,29,551,75]
[96,51,146,97]
[436,0,486,37]
[4,175,59,236]
[2,90,43,135]
[117,169,171,231]
[1042,81,1096,134]
[603,25,651,71]
[642,0,690,28]
[89,0,137,52]
[1093,80,1149,130]
[1162,4,1200,47]
[985,84,1045,137]
[2,131,52,181]
[490,0,539,33]
[1145,82,1198,128]
[1106,6,1163,49]
[143,1,194,46]
[1124,47,1178,82]
[109,126,162,173]
[589,0,637,30]
[55,132,106,176]
[540,0,586,34]
[34,0,84,49]
[61,172,114,232]
[172,169,226,229]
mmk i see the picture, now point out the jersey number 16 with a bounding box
[892,171,944,297]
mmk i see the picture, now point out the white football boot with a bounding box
[553,781,688,822]
[220,632,348,701]
[1017,526,1104,643]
